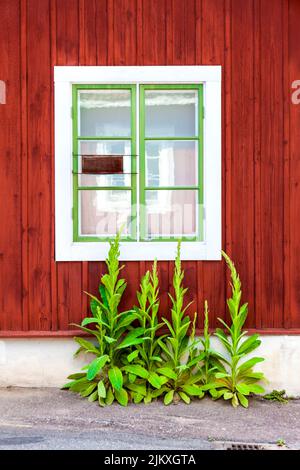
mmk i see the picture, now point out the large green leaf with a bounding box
[108,366,123,391]
[127,350,139,363]
[126,383,147,396]
[105,387,114,405]
[157,367,177,380]
[238,357,264,374]
[97,380,106,398]
[66,373,86,380]
[181,384,204,397]
[236,383,250,395]
[87,355,110,381]
[69,379,90,392]
[247,384,265,395]
[116,313,139,331]
[103,335,116,344]
[237,392,249,408]
[238,334,261,355]
[164,390,174,405]
[80,382,97,397]
[178,391,190,404]
[122,364,149,379]
[148,372,162,389]
[74,337,99,356]
[115,388,128,406]
[116,328,147,349]
[88,390,98,402]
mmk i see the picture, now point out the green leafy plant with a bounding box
[196,301,224,388]
[276,438,286,447]
[62,231,145,406]
[63,231,267,410]
[263,390,288,404]
[156,242,204,405]
[206,251,266,408]
[123,260,168,404]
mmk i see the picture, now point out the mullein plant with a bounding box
[63,231,267,408]
[62,231,147,406]
[205,251,266,408]
[156,242,205,405]
[122,260,168,404]
[197,301,224,387]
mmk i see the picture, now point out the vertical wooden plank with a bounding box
[200,0,225,329]
[86,0,109,304]
[195,0,202,65]
[120,262,140,312]
[282,0,290,328]
[21,0,29,331]
[256,0,284,328]
[167,0,196,65]
[230,0,255,327]
[50,0,58,330]
[166,0,198,319]
[78,0,93,319]
[79,0,97,65]
[27,0,52,330]
[108,0,140,311]
[110,0,137,65]
[56,263,83,329]
[95,0,108,65]
[139,0,170,320]
[55,0,83,329]
[0,0,22,330]
[140,0,167,65]
[253,0,262,328]
[55,0,79,64]
[223,0,232,327]
[288,0,300,327]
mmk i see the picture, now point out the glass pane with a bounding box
[80,190,132,236]
[79,89,131,137]
[144,190,197,238]
[145,89,198,137]
[146,141,197,187]
[77,141,131,187]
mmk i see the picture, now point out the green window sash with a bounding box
[72,83,203,242]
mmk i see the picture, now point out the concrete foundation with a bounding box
[0,336,299,395]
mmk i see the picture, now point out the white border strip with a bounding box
[54,66,222,261]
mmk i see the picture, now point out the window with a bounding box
[55,66,221,261]
[73,85,137,241]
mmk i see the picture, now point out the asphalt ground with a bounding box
[0,387,299,450]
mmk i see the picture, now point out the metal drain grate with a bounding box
[213,441,287,450]
[227,443,266,450]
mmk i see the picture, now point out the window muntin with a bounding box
[73,84,136,241]
[72,83,203,243]
[139,84,203,241]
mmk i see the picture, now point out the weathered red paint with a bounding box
[0,0,299,336]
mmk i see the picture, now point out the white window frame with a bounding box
[54,66,221,261]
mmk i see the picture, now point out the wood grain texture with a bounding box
[55,0,83,330]
[27,0,52,330]
[257,0,284,328]
[288,0,300,328]
[0,0,299,334]
[0,0,22,330]
[230,0,255,327]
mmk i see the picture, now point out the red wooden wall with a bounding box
[0,0,300,336]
